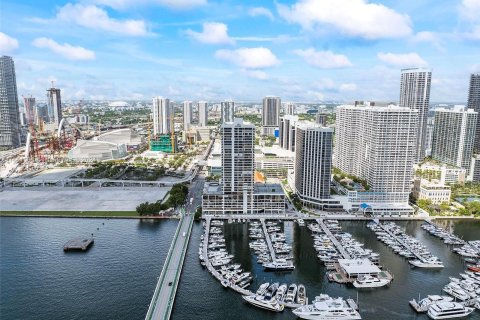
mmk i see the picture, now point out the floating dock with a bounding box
[63,238,94,251]
[203,217,254,296]
[316,219,351,259]
[260,218,277,261]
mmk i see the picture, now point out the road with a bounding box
[145,177,204,320]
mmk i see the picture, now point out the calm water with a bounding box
[1,217,479,320]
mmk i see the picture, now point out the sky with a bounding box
[0,0,479,102]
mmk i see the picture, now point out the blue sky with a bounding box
[1,0,479,102]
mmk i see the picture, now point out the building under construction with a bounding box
[150,134,177,153]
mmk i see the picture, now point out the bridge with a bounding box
[144,177,204,320]
[144,211,194,320]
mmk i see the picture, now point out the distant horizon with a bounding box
[1,1,479,102]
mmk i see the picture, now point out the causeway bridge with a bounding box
[144,212,194,320]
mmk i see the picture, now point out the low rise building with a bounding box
[68,140,127,162]
[413,179,451,205]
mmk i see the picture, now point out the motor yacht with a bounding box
[409,258,444,269]
[256,282,269,296]
[284,284,298,304]
[292,295,361,320]
[409,295,454,312]
[297,284,307,305]
[275,284,287,302]
[443,283,470,301]
[242,295,284,312]
[264,259,295,271]
[427,302,474,319]
[353,275,390,288]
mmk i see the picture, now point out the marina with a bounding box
[369,221,444,268]
[2,217,480,320]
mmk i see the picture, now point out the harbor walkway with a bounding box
[316,219,351,259]
[145,212,194,320]
[260,218,276,261]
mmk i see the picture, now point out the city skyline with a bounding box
[0,0,479,102]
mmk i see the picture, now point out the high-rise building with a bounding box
[467,73,480,153]
[469,154,480,182]
[47,87,62,126]
[334,105,418,203]
[35,104,49,126]
[152,97,171,135]
[262,96,281,136]
[424,115,435,157]
[399,68,432,162]
[315,111,327,126]
[198,101,208,127]
[0,56,21,149]
[221,100,235,123]
[431,107,477,173]
[23,97,36,125]
[284,102,295,115]
[183,100,192,131]
[202,117,285,215]
[294,123,333,207]
[279,115,298,152]
[221,118,255,194]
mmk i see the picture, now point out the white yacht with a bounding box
[353,275,390,288]
[297,284,307,305]
[284,284,298,304]
[276,284,288,302]
[256,282,269,296]
[409,295,454,313]
[292,295,362,320]
[297,219,305,227]
[427,302,474,319]
[242,295,284,312]
[409,258,444,269]
[263,259,295,271]
[443,283,470,301]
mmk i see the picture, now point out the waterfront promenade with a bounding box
[145,212,194,320]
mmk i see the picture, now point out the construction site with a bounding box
[0,98,213,214]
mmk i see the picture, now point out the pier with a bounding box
[145,212,194,320]
[375,222,427,262]
[260,218,276,261]
[203,216,254,296]
[316,219,351,259]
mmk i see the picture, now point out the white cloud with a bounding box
[459,0,480,21]
[377,52,428,67]
[294,48,352,69]
[88,0,207,10]
[248,7,274,21]
[57,3,149,36]
[340,83,357,91]
[33,38,96,60]
[185,22,234,45]
[277,0,412,39]
[215,47,279,69]
[242,69,269,80]
[0,32,19,53]
[411,31,444,51]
